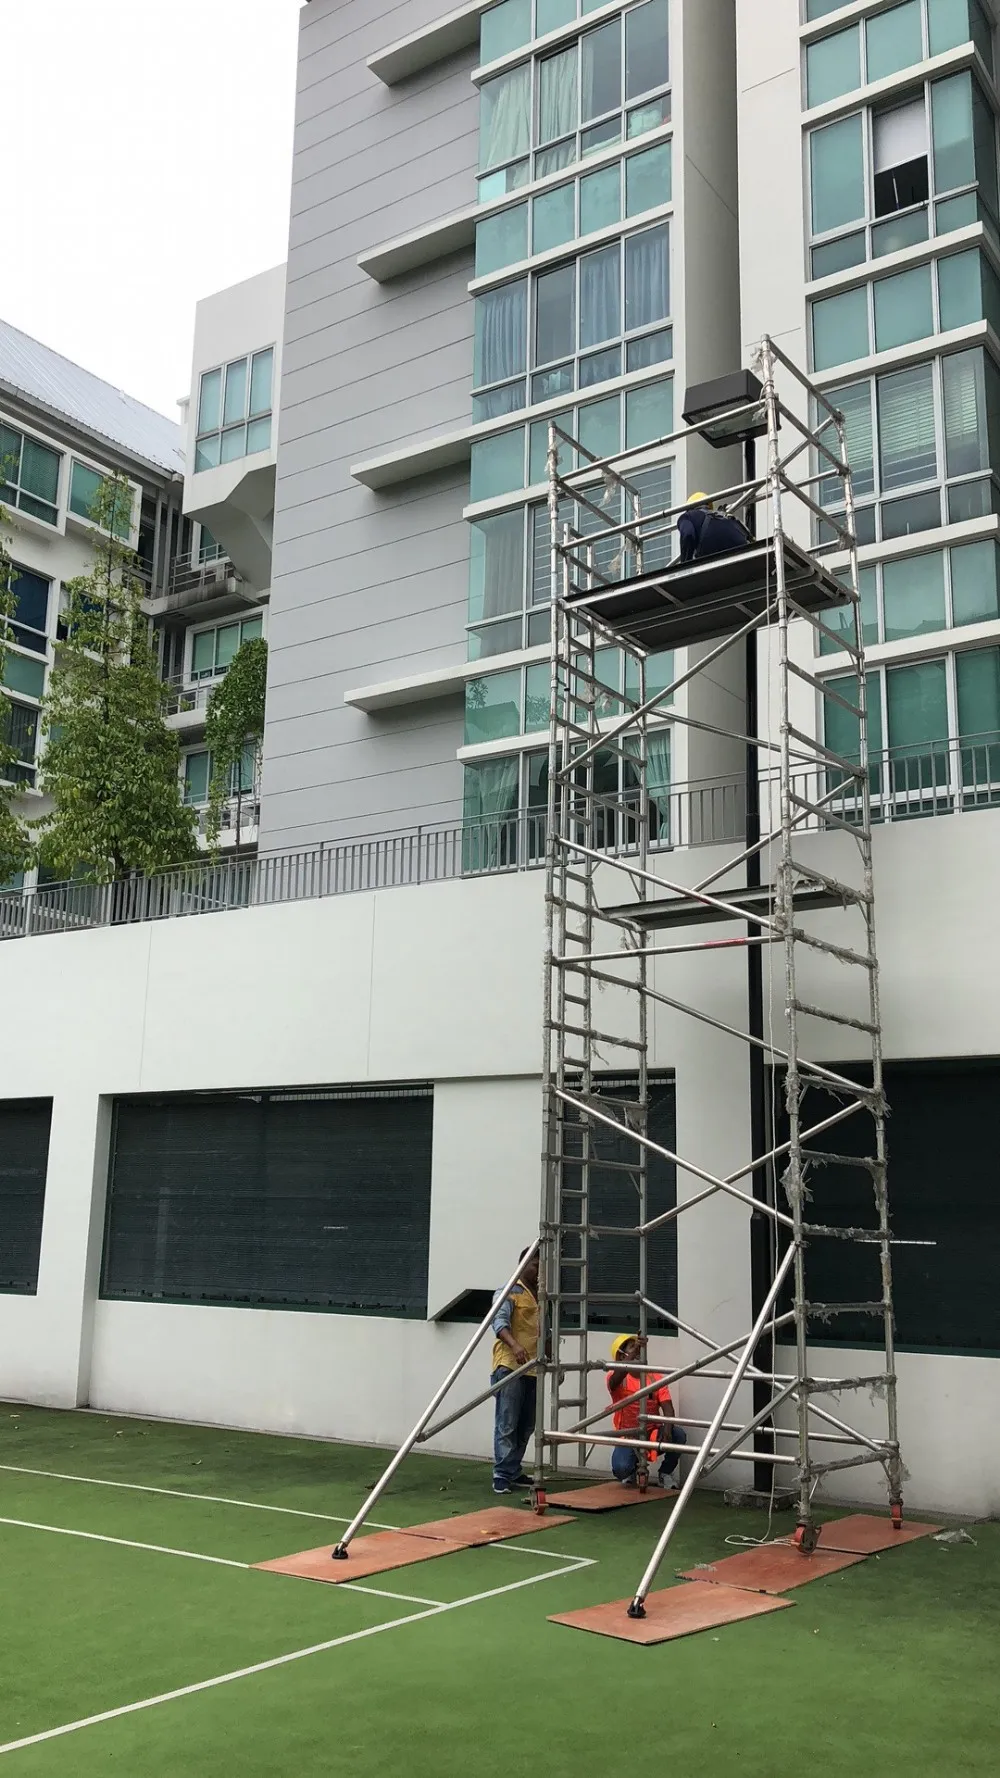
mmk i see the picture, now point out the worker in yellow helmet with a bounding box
[606,1333,687,1488]
[676,489,751,566]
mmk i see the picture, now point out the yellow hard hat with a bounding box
[687,491,712,506]
[611,1333,635,1361]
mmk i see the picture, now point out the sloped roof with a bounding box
[0,317,184,476]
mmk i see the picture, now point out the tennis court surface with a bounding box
[0,1405,995,1776]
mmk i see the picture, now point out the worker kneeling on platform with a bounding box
[490,1248,540,1495]
[673,492,751,567]
[607,1334,687,1488]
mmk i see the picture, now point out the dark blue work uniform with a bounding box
[677,506,750,564]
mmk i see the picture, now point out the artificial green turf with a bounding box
[1,1403,995,1777]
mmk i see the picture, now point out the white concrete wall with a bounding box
[1,812,999,1510]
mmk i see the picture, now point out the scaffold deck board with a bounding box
[602,881,843,933]
[256,1506,573,1584]
[550,1582,794,1644]
[546,1482,676,1511]
[776,1514,943,1555]
[679,1545,866,1594]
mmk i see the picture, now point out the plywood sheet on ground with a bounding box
[550,1582,793,1644]
[776,1514,942,1555]
[546,1482,676,1512]
[256,1506,574,1584]
[679,1545,865,1594]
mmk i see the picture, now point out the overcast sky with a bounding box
[4,0,304,422]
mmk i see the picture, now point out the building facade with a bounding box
[1,0,1000,1521]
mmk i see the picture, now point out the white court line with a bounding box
[0,1516,250,1569]
[0,1560,594,1757]
[338,1582,445,1606]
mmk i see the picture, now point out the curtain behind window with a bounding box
[877,362,936,490]
[538,46,577,145]
[474,282,527,387]
[480,64,532,169]
[625,225,669,333]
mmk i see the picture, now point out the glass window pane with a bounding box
[873,263,933,351]
[249,348,273,418]
[469,618,524,659]
[477,203,529,276]
[951,538,1000,625]
[474,280,528,385]
[627,326,672,371]
[480,161,530,201]
[625,377,673,449]
[627,98,667,139]
[956,645,1000,739]
[932,71,975,194]
[535,263,576,363]
[474,383,528,422]
[582,118,622,157]
[220,425,246,464]
[578,394,620,460]
[580,164,620,234]
[808,0,852,14]
[195,434,222,473]
[971,0,995,75]
[463,758,519,828]
[9,567,49,636]
[215,624,240,670]
[223,358,248,427]
[882,551,946,639]
[809,116,865,238]
[582,20,621,122]
[625,141,671,217]
[820,566,879,653]
[198,368,221,435]
[539,46,578,145]
[580,242,621,346]
[537,0,575,31]
[191,630,216,677]
[824,671,883,764]
[529,411,573,484]
[241,616,263,644]
[625,647,674,705]
[524,662,550,732]
[938,247,983,329]
[69,461,102,521]
[824,381,875,501]
[865,1,923,84]
[928,0,972,58]
[469,509,525,623]
[480,0,531,62]
[812,286,870,370]
[625,222,669,331]
[465,669,522,745]
[936,191,979,233]
[973,78,1000,215]
[942,346,988,476]
[2,652,45,699]
[579,346,621,386]
[806,26,861,108]
[886,658,948,752]
[535,141,575,179]
[877,361,937,489]
[247,416,272,455]
[871,208,929,256]
[532,362,574,401]
[20,439,59,507]
[881,488,942,536]
[533,184,575,253]
[481,64,532,170]
[471,429,525,501]
[184,752,210,805]
[812,232,867,277]
[625,0,669,101]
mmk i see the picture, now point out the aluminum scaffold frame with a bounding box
[327,337,904,1625]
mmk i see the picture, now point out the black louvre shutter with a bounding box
[0,1100,52,1294]
[102,1087,433,1317]
[561,1076,677,1330]
[775,1060,1000,1352]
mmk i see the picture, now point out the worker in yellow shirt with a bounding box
[490,1248,539,1495]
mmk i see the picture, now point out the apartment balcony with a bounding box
[145,552,259,622]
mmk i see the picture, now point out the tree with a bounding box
[0,505,34,886]
[203,635,267,853]
[37,475,198,883]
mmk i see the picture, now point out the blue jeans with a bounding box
[492,1367,537,1485]
[611,1423,688,1483]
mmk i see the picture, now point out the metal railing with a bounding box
[0,745,995,944]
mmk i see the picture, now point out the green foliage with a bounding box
[0,505,34,887]
[204,635,267,851]
[37,475,198,883]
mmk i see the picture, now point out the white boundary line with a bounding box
[0,1560,595,1758]
[0,1517,250,1570]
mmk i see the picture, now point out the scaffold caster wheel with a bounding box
[331,1544,349,1561]
[627,1599,646,1620]
[532,1488,547,1517]
[891,1501,904,1532]
[794,1522,820,1555]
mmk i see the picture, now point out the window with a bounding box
[478,0,670,201]
[469,373,673,500]
[189,615,263,683]
[4,565,50,656]
[805,1,995,108]
[808,68,999,275]
[0,424,60,526]
[182,741,258,807]
[475,139,672,276]
[0,698,40,788]
[198,525,225,564]
[101,1088,434,1317]
[2,649,45,701]
[806,23,862,108]
[820,538,1000,653]
[810,250,1000,371]
[195,347,274,472]
[473,221,669,416]
[818,348,1000,545]
[465,650,674,740]
[68,462,133,539]
[824,644,1000,804]
[0,1100,52,1294]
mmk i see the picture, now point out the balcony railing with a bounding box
[0,742,996,943]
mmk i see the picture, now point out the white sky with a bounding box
[4,0,305,423]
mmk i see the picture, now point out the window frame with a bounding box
[803,0,995,111]
[475,134,673,278]
[468,370,675,503]
[818,535,1000,653]
[195,346,275,473]
[3,562,51,658]
[181,741,260,808]
[810,244,1000,372]
[0,421,62,528]
[186,613,265,685]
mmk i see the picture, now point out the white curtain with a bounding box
[580,243,621,348]
[539,46,577,145]
[474,281,527,387]
[463,758,520,871]
[625,224,669,333]
[481,64,532,169]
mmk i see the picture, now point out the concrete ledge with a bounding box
[359,209,476,283]
[368,1,488,85]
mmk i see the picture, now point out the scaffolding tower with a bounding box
[329,337,903,1622]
